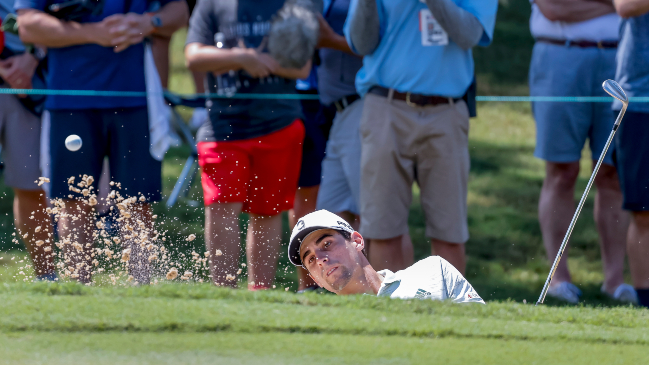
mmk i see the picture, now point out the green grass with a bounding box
[0,283,647,364]
[4,332,648,365]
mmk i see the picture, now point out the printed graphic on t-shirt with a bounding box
[419,9,448,46]
[414,288,432,299]
[186,0,303,142]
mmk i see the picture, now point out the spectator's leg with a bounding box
[593,164,629,294]
[58,200,94,284]
[96,159,112,216]
[359,95,413,273]
[369,235,405,273]
[13,188,55,277]
[0,95,54,277]
[290,187,320,226]
[368,235,413,268]
[628,211,649,306]
[205,202,243,287]
[539,161,580,285]
[121,203,153,285]
[431,239,465,274]
[402,234,414,267]
[290,186,320,290]
[246,213,282,289]
[416,100,470,274]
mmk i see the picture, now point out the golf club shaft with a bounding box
[536,105,627,305]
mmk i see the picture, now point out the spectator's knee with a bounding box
[632,211,649,226]
[594,164,621,191]
[545,162,580,190]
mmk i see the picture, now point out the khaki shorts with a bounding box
[0,94,42,191]
[359,92,470,243]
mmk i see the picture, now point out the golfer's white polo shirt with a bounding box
[376,256,485,304]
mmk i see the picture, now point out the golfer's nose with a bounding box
[317,255,328,266]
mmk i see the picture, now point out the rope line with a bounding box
[2,88,649,102]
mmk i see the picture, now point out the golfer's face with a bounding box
[299,229,355,293]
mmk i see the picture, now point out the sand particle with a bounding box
[166,267,178,280]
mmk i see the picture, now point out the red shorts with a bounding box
[198,120,305,215]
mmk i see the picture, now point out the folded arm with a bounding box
[149,1,189,38]
[425,0,484,50]
[347,0,381,55]
[613,0,649,17]
[17,8,108,48]
[185,43,311,80]
[535,0,616,22]
[17,1,187,51]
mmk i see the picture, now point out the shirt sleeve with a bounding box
[185,0,216,46]
[439,257,485,304]
[14,0,47,11]
[343,0,385,55]
[460,0,499,46]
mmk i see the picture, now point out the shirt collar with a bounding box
[377,269,400,285]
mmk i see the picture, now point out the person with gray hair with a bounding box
[343,0,497,274]
[185,0,312,289]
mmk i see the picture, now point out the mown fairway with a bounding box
[0,283,647,364]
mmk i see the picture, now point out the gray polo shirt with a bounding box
[614,13,649,113]
[377,256,485,304]
[317,0,362,105]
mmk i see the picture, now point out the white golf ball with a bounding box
[65,135,82,152]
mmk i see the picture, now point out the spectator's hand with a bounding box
[0,53,38,96]
[238,48,273,78]
[257,52,280,74]
[103,13,155,53]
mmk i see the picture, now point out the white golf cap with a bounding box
[288,209,354,266]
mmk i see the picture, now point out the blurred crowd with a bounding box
[0,0,647,307]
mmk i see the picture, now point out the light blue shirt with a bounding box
[614,14,649,113]
[344,0,497,97]
[0,0,24,52]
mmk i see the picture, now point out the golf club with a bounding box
[536,79,629,305]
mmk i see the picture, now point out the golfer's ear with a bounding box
[352,231,364,252]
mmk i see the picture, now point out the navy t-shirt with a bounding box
[15,0,177,110]
[186,0,304,142]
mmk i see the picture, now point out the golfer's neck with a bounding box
[341,264,382,295]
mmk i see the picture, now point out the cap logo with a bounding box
[296,219,305,230]
[337,220,352,230]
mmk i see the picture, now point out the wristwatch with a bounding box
[27,45,47,62]
[151,15,163,28]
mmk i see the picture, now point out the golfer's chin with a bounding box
[325,267,353,292]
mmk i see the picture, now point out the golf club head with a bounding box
[603,79,628,104]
